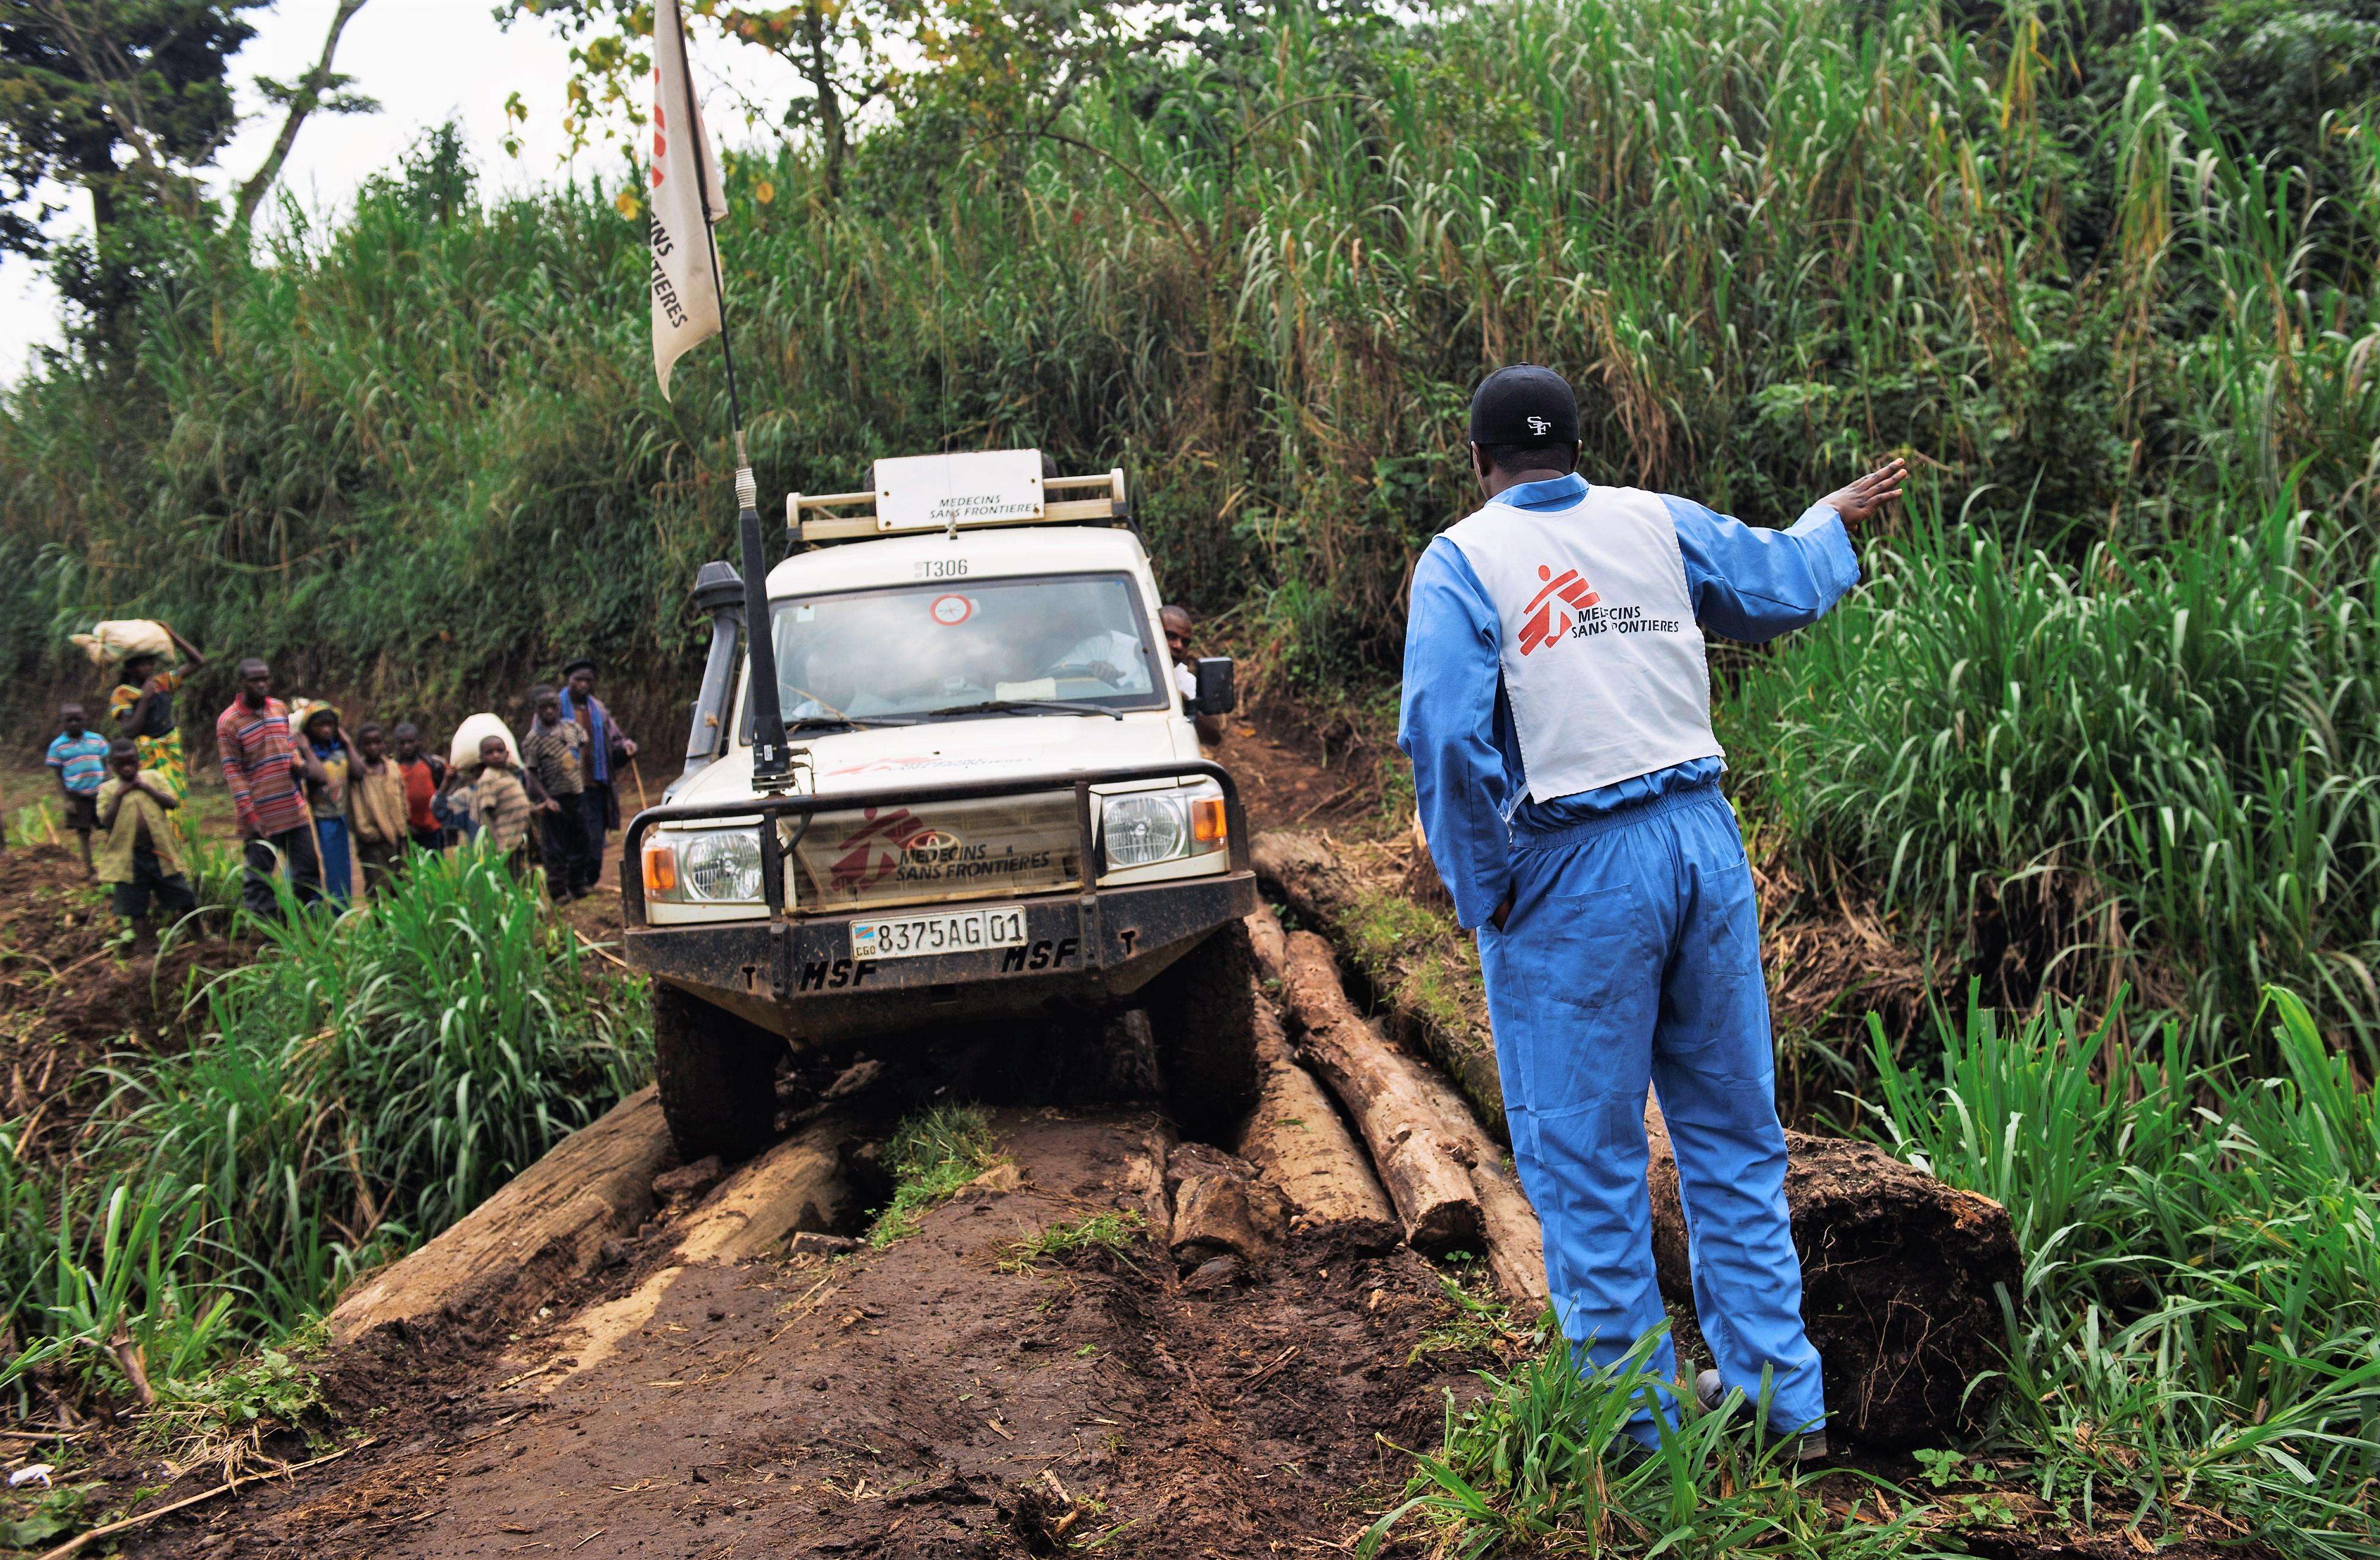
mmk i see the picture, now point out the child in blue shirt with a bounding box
[45,703,110,879]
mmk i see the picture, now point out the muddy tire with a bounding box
[651,983,785,1164]
[1141,921,1262,1139]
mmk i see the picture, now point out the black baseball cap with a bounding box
[1468,364,1578,448]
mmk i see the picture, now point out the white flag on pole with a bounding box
[648,0,729,400]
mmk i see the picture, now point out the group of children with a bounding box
[42,634,632,931]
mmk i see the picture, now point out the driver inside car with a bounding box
[786,650,900,722]
[1045,623,1154,692]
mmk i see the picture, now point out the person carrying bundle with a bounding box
[107,623,206,803]
[1398,364,1905,1461]
[469,734,552,875]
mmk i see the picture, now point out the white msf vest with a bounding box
[1444,485,1720,803]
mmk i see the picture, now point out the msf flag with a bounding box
[649,0,729,400]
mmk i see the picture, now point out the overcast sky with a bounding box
[0,0,801,381]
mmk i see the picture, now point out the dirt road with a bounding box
[158,1108,1488,1558]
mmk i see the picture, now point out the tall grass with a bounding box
[4,0,2372,698]
[1865,988,2380,1556]
[0,847,651,1409]
[1730,500,2380,1064]
[1384,986,2380,1556]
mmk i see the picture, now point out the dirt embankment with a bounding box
[147,1109,1495,1558]
[0,843,240,1165]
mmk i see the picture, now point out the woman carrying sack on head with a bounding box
[100,623,207,802]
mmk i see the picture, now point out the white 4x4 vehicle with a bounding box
[624,451,1261,1161]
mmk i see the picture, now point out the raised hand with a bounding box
[1819,457,1909,525]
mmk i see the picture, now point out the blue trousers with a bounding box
[314,815,353,903]
[1477,781,1823,1438]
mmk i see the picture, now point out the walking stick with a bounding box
[629,757,650,814]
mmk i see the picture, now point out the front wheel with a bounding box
[651,984,785,1163]
[1140,921,1262,1140]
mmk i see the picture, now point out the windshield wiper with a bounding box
[784,714,920,733]
[919,699,1126,722]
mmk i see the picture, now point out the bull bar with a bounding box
[620,758,1252,925]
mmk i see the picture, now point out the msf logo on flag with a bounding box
[1518,564,1600,656]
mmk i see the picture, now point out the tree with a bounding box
[504,0,1354,201]
[0,0,262,252]
[507,0,889,198]
[233,0,377,228]
[1,0,378,254]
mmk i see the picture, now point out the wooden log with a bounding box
[1275,928,1483,1258]
[328,1086,673,1345]
[1243,907,1287,981]
[672,1112,859,1265]
[1252,831,1506,1133]
[1453,1123,1548,1314]
[1644,1103,2018,1448]
[1233,980,1400,1252]
[1260,910,1545,1303]
[536,1112,861,1388]
[1164,1143,1290,1265]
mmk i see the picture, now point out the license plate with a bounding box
[849,905,1028,961]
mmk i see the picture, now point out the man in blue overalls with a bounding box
[1400,364,1904,1458]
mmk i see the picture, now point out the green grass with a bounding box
[0,846,651,1415]
[866,1105,1001,1248]
[1367,1331,1936,1559]
[995,1210,1146,1273]
[4,1,2379,1545]
[1732,503,2380,1069]
[5,0,2373,712]
[1381,985,2378,1558]
[1862,986,2380,1557]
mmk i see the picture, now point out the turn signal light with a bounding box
[1191,796,1228,844]
[642,842,679,896]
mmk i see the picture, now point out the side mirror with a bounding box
[1191,657,1236,716]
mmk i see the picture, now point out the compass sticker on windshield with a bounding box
[929,594,973,626]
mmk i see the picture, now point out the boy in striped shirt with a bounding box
[45,703,109,878]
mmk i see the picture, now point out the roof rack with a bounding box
[787,449,1128,545]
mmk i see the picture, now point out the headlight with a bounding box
[1099,783,1227,869]
[680,828,764,901]
[1103,794,1187,866]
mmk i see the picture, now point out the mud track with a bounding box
[153,1109,1492,1558]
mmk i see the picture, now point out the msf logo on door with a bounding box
[1518,564,1600,656]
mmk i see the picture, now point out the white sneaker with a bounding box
[1694,1369,1830,1462]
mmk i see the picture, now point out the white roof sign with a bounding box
[872,449,1044,533]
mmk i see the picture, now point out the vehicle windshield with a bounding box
[757,571,1167,730]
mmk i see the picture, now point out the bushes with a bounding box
[0,847,650,1407]
[1379,987,2380,1558]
